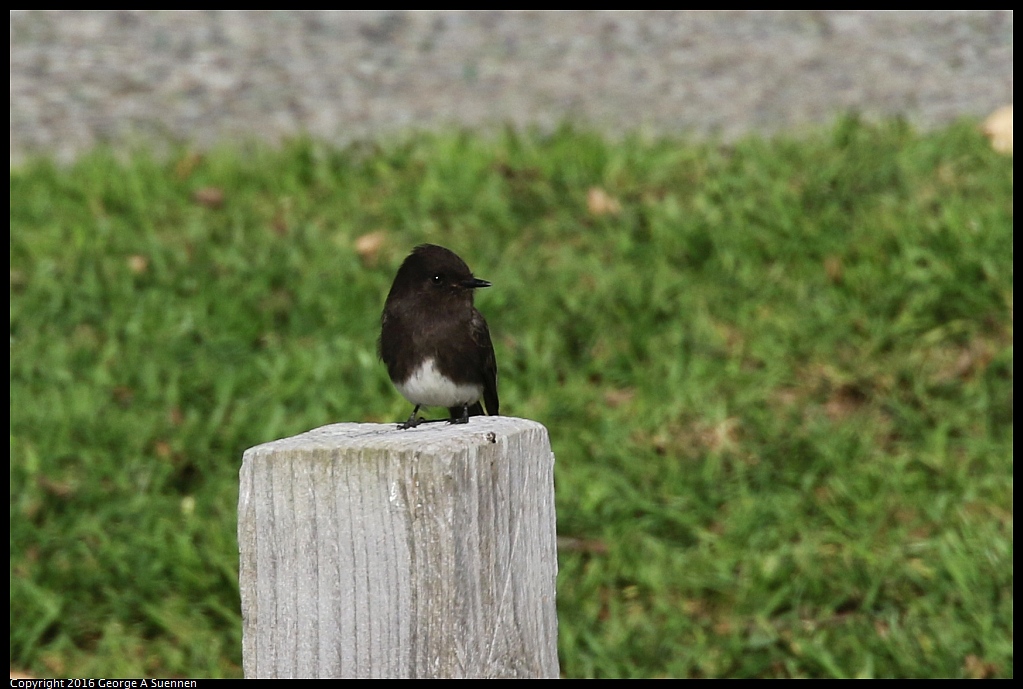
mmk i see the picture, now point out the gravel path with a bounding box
[10,10,1013,163]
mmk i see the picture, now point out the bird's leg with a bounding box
[450,404,470,425]
[399,405,422,430]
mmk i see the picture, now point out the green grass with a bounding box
[10,118,1013,678]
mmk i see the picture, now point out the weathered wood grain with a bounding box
[238,417,558,678]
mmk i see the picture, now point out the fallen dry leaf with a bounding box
[982,105,1013,155]
[964,654,999,679]
[271,211,289,237]
[37,476,75,499]
[556,536,609,555]
[587,187,621,216]
[603,387,636,408]
[355,231,387,265]
[700,417,741,453]
[127,254,149,274]
[193,186,225,208]
[154,440,174,460]
[824,255,843,284]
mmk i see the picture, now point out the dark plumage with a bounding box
[380,244,499,429]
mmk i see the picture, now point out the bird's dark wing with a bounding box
[470,309,499,416]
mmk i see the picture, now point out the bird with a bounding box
[379,244,499,429]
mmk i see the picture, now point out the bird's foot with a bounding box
[398,406,423,430]
[448,404,470,425]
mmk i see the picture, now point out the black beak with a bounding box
[462,277,491,289]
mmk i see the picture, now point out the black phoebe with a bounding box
[380,244,499,429]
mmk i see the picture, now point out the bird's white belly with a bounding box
[396,358,482,407]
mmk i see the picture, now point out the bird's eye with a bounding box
[432,274,443,284]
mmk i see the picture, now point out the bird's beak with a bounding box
[462,277,491,289]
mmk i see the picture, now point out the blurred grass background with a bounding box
[9,118,1013,678]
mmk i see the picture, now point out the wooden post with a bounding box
[237,417,559,678]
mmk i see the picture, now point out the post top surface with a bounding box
[243,416,548,458]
